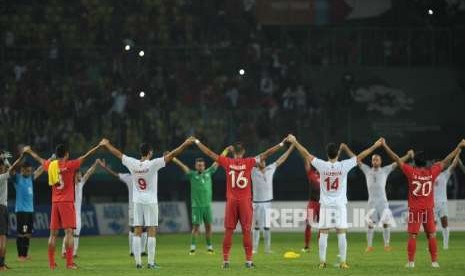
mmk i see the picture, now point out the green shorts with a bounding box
[191,206,213,225]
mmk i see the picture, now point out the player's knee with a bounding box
[383,224,389,228]
[264,227,270,231]
[427,232,436,239]
[409,233,417,239]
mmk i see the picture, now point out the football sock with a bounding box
[407,237,416,262]
[337,233,347,263]
[383,227,390,246]
[319,233,328,263]
[428,236,438,262]
[243,229,253,261]
[442,227,449,249]
[133,236,142,265]
[304,225,311,248]
[367,227,374,247]
[264,228,271,251]
[147,237,156,265]
[223,229,234,262]
[253,228,260,251]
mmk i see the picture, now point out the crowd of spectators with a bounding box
[1,0,464,154]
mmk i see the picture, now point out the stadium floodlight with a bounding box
[239,69,245,76]
[428,9,434,15]
[139,91,145,98]
[139,50,145,57]
[124,45,131,51]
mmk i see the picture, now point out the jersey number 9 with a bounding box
[138,178,147,190]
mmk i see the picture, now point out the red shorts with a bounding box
[306,200,320,224]
[50,202,76,230]
[407,208,435,234]
[224,198,253,231]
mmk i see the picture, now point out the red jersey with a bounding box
[44,159,81,203]
[306,167,320,201]
[401,163,442,209]
[217,156,257,200]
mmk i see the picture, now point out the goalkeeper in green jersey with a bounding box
[172,147,230,255]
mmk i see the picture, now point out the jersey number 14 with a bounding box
[324,177,339,191]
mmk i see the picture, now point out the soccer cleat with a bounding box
[252,250,257,254]
[147,263,161,269]
[66,263,78,270]
[301,247,310,253]
[318,263,327,269]
[264,250,273,254]
[245,262,255,269]
[222,262,230,269]
[431,262,440,268]
[339,262,350,269]
[189,249,196,255]
[207,249,214,255]
[365,246,374,252]
[405,262,415,268]
[136,264,143,269]
[0,264,11,271]
[384,246,392,252]
[18,256,27,262]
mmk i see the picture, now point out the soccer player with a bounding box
[172,147,230,255]
[433,153,461,250]
[252,144,294,254]
[0,151,27,271]
[61,159,100,258]
[302,161,320,253]
[14,160,45,261]
[193,137,289,269]
[288,135,382,269]
[99,137,194,269]
[382,138,464,268]
[24,143,102,270]
[359,149,414,252]
[97,159,148,257]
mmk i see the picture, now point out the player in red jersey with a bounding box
[24,143,101,270]
[192,137,289,269]
[302,160,320,252]
[382,138,464,268]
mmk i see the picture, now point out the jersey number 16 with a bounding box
[229,171,248,189]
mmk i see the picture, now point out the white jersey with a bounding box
[118,173,133,207]
[252,162,277,202]
[122,155,166,204]
[434,168,452,203]
[74,180,86,213]
[311,157,357,207]
[360,163,395,204]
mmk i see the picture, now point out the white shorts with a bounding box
[128,207,134,226]
[75,211,82,236]
[134,203,159,227]
[367,201,393,226]
[434,201,448,220]
[319,205,348,229]
[253,202,272,229]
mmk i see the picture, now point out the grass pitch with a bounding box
[4,232,465,275]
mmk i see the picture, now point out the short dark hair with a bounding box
[414,151,427,167]
[21,161,32,168]
[195,157,205,163]
[139,143,153,157]
[326,143,339,159]
[233,142,245,154]
[55,144,69,158]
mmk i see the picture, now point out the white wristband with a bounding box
[195,139,200,144]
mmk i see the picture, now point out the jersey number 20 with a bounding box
[324,177,339,191]
[229,171,248,189]
[412,180,432,196]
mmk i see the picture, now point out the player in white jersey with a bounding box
[288,134,382,269]
[61,159,99,258]
[434,153,461,250]
[99,137,194,269]
[359,150,413,252]
[252,145,294,254]
[97,160,148,256]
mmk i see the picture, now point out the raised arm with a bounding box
[275,144,295,167]
[172,157,190,174]
[458,158,465,174]
[23,146,45,165]
[8,152,26,173]
[100,139,123,160]
[391,150,414,169]
[258,138,288,163]
[449,150,461,170]
[194,138,219,161]
[288,134,315,163]
[33,166,45,180]
[357,139,383,162]
[339,143,356,158]
[439,140,465,169]
[164,137,194,163]
[97,159,120,179]
[81,159,99,183]
[211,146,232,169]
[381,139,403,168]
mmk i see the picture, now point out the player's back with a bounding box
[122,155,166,204]
[311,157,357,207]
[44,159,81,203]
[401,163,442,209]
[218,156,257,200]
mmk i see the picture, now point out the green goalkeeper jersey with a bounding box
[186,165,217,207]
